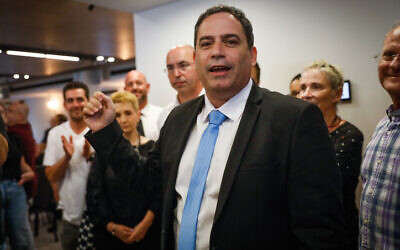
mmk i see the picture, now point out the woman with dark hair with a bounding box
[86,91,159,250]
[299,60,363,249]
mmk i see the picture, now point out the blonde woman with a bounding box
[86,91,159,250]
[299,60,363,249]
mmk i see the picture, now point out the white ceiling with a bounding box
[75,0,180,13]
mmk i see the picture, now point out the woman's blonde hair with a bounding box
[304,59,344,90]
[110,91,139,111]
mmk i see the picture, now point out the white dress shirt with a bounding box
[157,98,180,131]
[174,80,252,250]
[157,89,205,130]
[141,102,162,141]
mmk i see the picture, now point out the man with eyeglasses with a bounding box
[124,70,162,140]
[157,45,203,129]
[359,23,400,249]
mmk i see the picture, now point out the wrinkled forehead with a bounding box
[65,88,87,99]
[384,26,400,46]
[126,72,146,83]
[167,47,194,65]
[8,102,19,111]
[300,69,327,84]
[197,12,244,41]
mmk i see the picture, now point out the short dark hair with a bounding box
[63,81,89,100]
[55,113,68,124]
[290,73,301,84]
[194,5,254,50]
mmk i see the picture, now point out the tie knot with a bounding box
[208,110,227,126]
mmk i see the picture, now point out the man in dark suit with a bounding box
[83,5,346,250]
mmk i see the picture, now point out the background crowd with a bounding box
[0,3,399,250]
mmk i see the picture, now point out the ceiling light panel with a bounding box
[6,50,79,62]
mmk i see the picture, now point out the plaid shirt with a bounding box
[360,105,400,249]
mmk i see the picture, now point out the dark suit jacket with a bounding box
[87,83,347,250]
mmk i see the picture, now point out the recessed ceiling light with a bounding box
[6,50,79,62]
[0,49,2,53]
[7,50,43,58]
[45,54,79,61]
[13,74,20,79]
[107,57,115,63]
[96,56,105,61]
[24,74,30,80]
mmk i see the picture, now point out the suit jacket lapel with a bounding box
[163,96,205,226]
[213,84,263,224]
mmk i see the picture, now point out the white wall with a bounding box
[134,0,399,145]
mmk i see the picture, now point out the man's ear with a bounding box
[251,46,257,66]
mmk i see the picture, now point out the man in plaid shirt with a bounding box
[359,23,400,249]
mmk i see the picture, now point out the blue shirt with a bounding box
[360,105,400,249]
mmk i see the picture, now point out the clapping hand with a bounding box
[61,135,74,160]
[82,139,91,160]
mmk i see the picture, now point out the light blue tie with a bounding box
[178,110,227,250]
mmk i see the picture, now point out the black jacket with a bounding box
[87,84,348,250]
[86,140,155,228]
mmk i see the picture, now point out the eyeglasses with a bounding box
[373,52,400,64]
[164,62,192,74]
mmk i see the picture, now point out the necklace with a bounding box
[131,135,141,150]
[327,115,341,128]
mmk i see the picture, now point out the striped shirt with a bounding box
[359,105,400,249]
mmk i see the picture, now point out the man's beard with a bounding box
[70,114,84,122]
[139,94,147,105]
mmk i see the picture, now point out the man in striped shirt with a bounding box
[359,23,400,249]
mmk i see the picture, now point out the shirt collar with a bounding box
[141,103,150,117]
[386,105,400,122]
[202,79,252,123]
[175,88,205,105]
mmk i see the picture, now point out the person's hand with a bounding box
[82,139,91,160]
[127,210,154,243]
[127,219,151,243]
[83,91,115,133]
[18,156,35,186]
[0,134,8,166]
[18,171,34,186]
[61,135,74,160]
[114,224,135,244]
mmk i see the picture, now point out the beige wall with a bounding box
[9,0,400,146]
[134,0,399,147]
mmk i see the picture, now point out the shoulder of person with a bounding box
[169,95,204,117]
[341,121,364,141]
[148,103,163,113]
[47,121,70,137]
[257,87,314,115]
